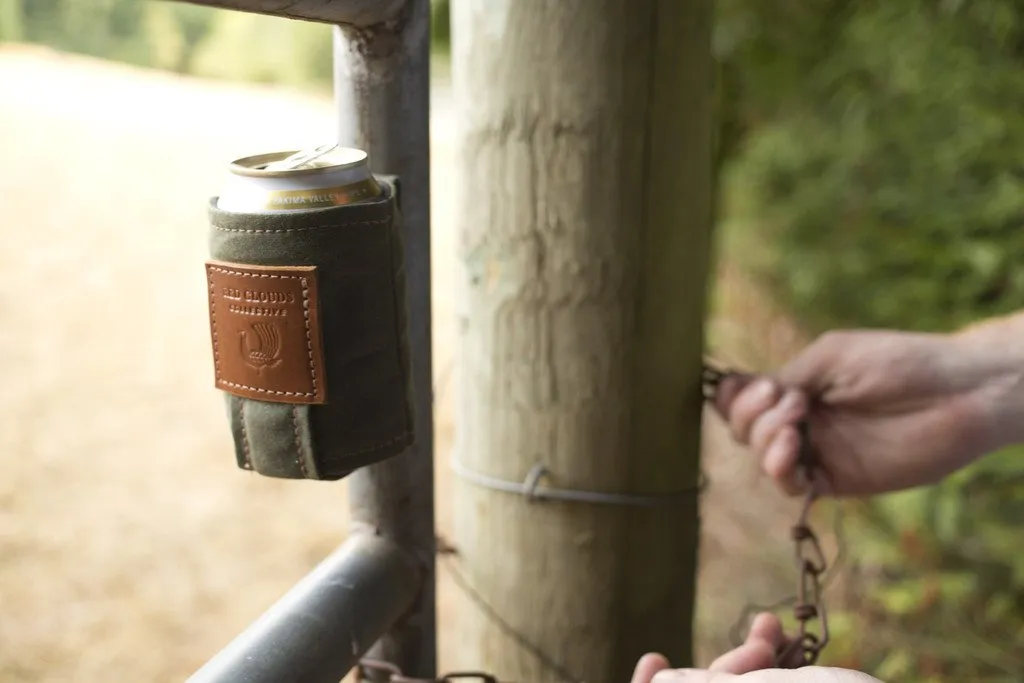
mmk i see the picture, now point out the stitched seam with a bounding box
[208,266,312,281]
[208,266,317,397]
[291,406,309,478]
[238,400,252,469]
[208,271,221,377]
[212,218,390,234]
[217,381,314,397]
[299,276,316,397]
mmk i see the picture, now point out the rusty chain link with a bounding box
[702,364,830,668]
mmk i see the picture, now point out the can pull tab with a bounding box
[263,143,339,172]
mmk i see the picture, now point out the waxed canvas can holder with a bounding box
[204,178,414,481]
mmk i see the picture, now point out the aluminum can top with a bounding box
[217,144,382,212]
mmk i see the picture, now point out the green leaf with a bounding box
[875,650,915,680]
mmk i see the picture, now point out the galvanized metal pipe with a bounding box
[187,534,421,683]
[333,1,436,676]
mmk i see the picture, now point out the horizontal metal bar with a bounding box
[161,0,408,27]
[187,533,422,683]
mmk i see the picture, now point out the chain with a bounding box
[702,364,830,668]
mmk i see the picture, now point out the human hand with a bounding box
[639,664,882,683]
[713,328,1024,497]
[629,614,882,683]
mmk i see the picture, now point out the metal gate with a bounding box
[173,2,436,681]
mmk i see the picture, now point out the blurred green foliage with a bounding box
[716,2,1024,680]
[719,0,1024,334]
[819,449,1024,681]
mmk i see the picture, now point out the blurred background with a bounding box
[0,1,1021,681]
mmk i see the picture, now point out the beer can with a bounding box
[217,144,383,212]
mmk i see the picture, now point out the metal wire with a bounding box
[449,459,707,507]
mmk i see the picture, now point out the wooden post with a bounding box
[449,1,713,682]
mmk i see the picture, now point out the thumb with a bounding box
[649,669,845,683]
[654,669,885,683]
[711,372,757,421]
[631,654,671,683]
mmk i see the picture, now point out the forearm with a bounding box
[952,311,1024,451]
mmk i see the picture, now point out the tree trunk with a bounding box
[449,1,714,682]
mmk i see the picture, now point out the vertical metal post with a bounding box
[333,1,436,678]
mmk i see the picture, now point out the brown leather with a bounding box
[205,260,327,405]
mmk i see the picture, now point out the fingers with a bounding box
[708,613,783,675]
[712,373,754,419]
[746,612,785,650]
[706,636,775,674]
[763,425,806,496]
[714,375,809,496]
[634,615,787,683]
[654,670,882,683]
[749,390,807,455]
[748,612,806,669]
[631,653,671,683]
[725,377,782,443]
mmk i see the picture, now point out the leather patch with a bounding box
[205,260,326,404]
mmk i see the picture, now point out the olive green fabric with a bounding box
[208,178,414,480]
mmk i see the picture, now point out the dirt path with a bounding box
[0,45,799,683]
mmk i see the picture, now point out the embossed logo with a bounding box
[205,261,326,404]
[241,321,285,372]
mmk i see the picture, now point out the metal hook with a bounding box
[522,463,549,502]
